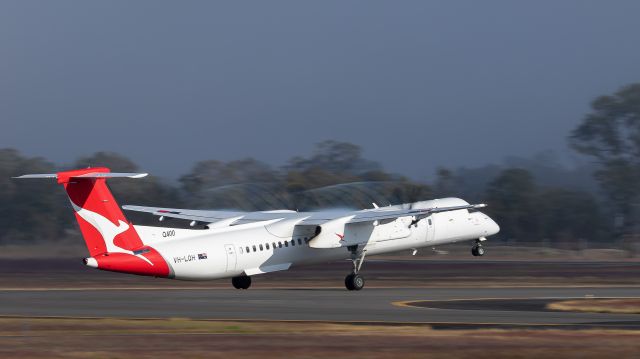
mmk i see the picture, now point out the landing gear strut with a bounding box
[232,275,251,289]
[345,246,366,291]
[471,240,485,257]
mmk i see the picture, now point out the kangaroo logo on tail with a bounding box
[71,201,130,252]
[70,200,153,265]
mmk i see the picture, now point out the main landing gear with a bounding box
[345,246,366,291]
[471,240,485,257]
[232,275,251,289]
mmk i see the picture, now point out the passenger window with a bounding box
[298,238,302,245]
[428,218,432,225]
[291,239,295,246]
[284,241,289,247]
[259,244,263,251]
[266,243,270,250]
[252,245,257,252]
[278,242,283,248]
[272,242,276,249]
[246,246,250,253]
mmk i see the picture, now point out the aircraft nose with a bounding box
[487,217,500,236]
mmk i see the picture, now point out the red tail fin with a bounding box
[15,168,171,278]
[57,168,144,256]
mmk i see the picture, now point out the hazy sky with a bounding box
[2,1,640,180]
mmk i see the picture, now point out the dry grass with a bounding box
[1,317,640,358]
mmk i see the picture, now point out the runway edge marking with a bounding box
[2,285,640,291]
[0,314,588,328]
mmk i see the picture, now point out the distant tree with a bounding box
[181,158,279,194]
[287,140,380,176]
[537,188,606,244]
[74,152,139,172]
[434,167,457,198]
[388,181,432,205]
[73,152,180,221]
[180,158,284,210]
[285,141,380,192]
[485,168,539,243]
[0,149,67,243]
[569,83,640,236]
[285,141,430,209]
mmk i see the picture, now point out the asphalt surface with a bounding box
[2,259,640,328]
[1,287,640,328]
[4,258,640,289]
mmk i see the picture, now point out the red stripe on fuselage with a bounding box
[93,247,171,277]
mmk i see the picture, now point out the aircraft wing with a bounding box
[122,205,246,222]
[122,205,301,226]
[124,202,486,226]
[347,203,487,224]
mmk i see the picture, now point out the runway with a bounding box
[2,286,640,328]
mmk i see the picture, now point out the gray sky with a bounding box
[2,1,640,180]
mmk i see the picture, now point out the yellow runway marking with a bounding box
[392,296,640,310]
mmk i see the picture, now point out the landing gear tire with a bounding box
[345,273,365,291]
[232,275,251,289]
[345,274,354,290]
[471,245,485,257]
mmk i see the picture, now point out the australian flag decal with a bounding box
[198,253,207,260]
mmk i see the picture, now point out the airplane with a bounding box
[15,167,500,291]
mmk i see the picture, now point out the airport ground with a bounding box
[2,246,640,358]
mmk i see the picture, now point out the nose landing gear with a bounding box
[471,240,485,257]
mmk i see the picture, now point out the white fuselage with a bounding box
[135,199,499,280]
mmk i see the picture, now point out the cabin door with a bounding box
[225,244,237,271]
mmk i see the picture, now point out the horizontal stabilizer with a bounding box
[12,173,57,179]
[14,172,148,179]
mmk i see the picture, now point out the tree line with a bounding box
[2,83,639,246]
